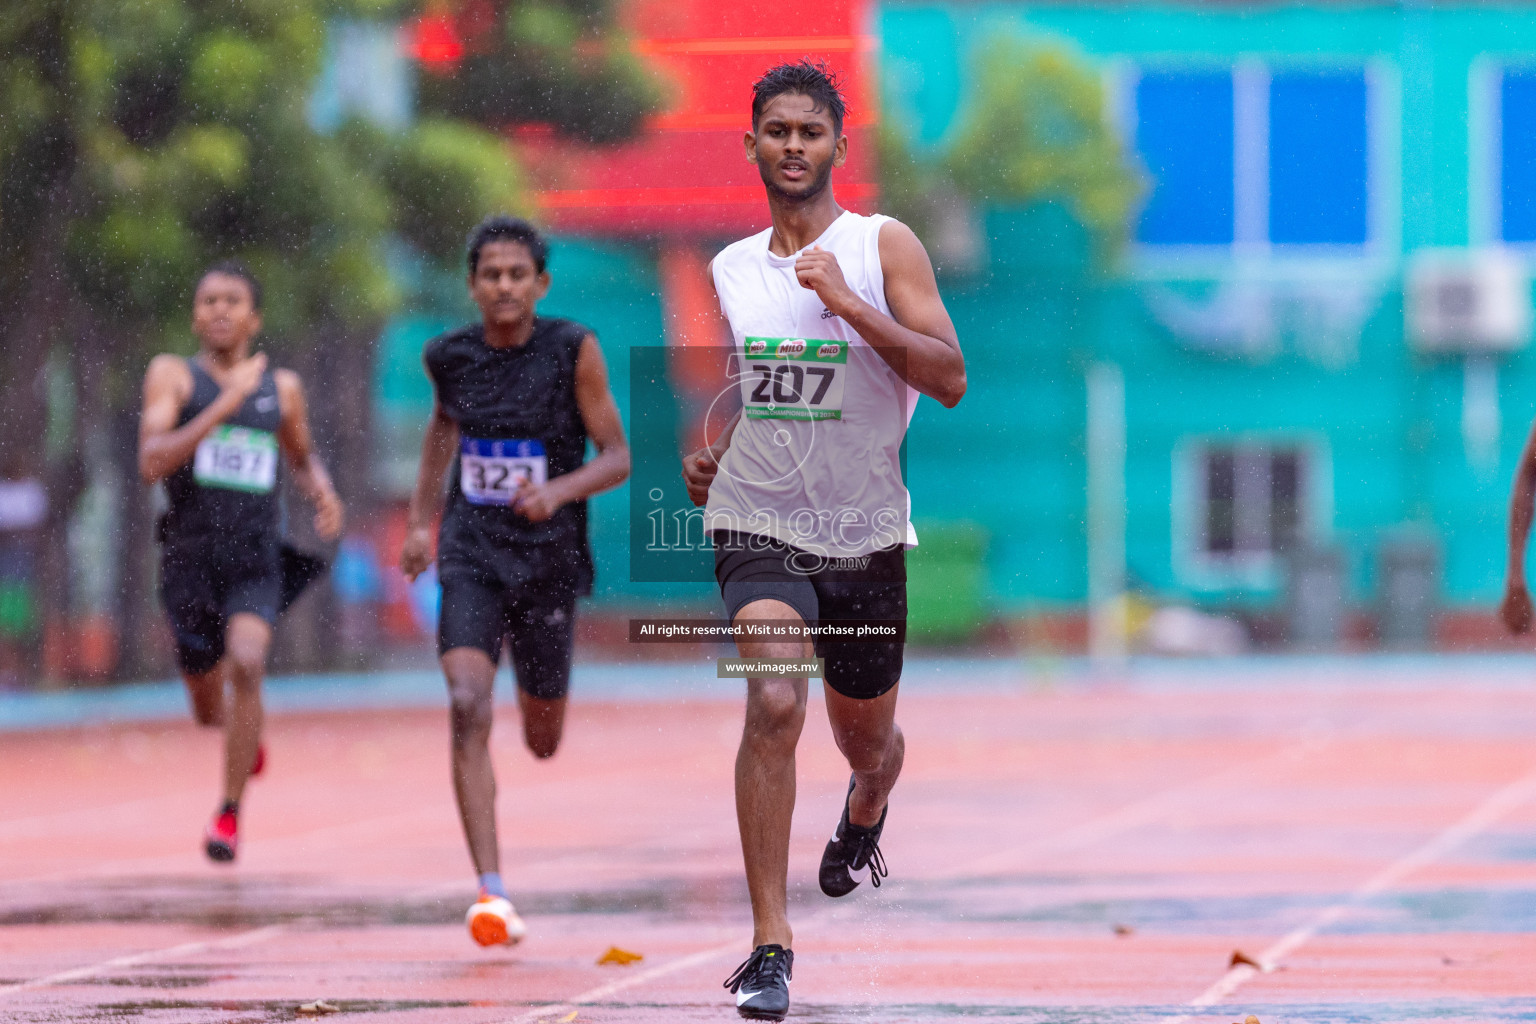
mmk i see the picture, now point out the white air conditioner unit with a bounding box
[1407,248,1532,354]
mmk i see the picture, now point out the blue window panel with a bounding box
[1502,71,1536,242]
[1136,71,1234,245]
[1269,71,1369,245]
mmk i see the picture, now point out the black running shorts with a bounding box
[711,530,906,701]
[159,540,281,676]
[438,572,575,701]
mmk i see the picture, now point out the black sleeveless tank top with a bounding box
[162,358,282,546]
[424,318,593,589]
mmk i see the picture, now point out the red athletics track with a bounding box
[4,658,1536,1023]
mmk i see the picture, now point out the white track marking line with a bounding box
[0,794,202,844]
[0,924,284,999]
[498,735,1332,1022]
[1168,763,1536,1021]
[6,805,455,886]
[499,933,741,1024]
[940,734,1328,880]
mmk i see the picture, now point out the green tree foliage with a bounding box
[375,117,529,263]
[0,0,650,679]
[418,0,661,144]
[882,31,1145,266]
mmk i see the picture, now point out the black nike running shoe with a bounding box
[724,943,793,1020]
[819,774,888,897]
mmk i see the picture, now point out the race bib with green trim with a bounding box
[740,337,848,421]
[193,425,279,493]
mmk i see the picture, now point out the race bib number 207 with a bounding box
[460,438,547,506]
[741,337,847,421]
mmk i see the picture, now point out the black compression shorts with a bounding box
[438,573,575,701]
[159,540,281,676]
[711,530,906,700]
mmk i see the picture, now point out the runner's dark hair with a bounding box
[466,215,548,275]
[751,59,847,136]
[199,260,262,311]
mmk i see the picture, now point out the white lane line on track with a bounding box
[2,807,446,887]
[1169,762,1536,1021]
[498,900,871,1024]
[4,743,719,886]
[499,936,742,1024]
[499,733,1333,1023]
[0,923,284,999]
[0,794,203,845]
[940,733,1329,880]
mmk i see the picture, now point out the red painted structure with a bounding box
[519,0,879,238]
[515,0,883,445]
[404,1,883,469]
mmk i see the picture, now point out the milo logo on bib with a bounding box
[193,425,278,493]
[741,336,849,421]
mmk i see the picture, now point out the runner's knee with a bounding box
[839,726,897,773]
[225,651,265,692]
[744,683,805,745]
[448,683,494,747]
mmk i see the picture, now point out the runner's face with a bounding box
[191,274,261,354]
[748,93,846,202]
[469,241,549,329]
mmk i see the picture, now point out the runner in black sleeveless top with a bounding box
[399,216,629,948]
[139,261,344,864]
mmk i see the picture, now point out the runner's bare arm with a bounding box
[275,370,345,541]
[793,220,965,407]
[139,352,271,483]
[514,334,631,523]
[681,270,741,506]
[400,395,459,580]
[1502,417,1536,633]
[683,410,739,508]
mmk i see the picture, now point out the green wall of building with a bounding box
[879,1,1536,611]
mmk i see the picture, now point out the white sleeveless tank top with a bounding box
[706,210,919,558]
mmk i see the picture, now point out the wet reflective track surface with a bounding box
[4,659,1536,1022]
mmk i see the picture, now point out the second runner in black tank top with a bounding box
[425,317,594,595]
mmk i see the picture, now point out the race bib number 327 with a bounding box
[741,337,848,421]
[193,426,278,493]
[460,438,547,506]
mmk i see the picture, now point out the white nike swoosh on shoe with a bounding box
[736,989,762,1006]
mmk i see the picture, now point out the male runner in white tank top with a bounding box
[682,61,966,1021]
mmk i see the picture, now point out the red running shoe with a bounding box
[204,808,238,863]
[466,891,526,947]
[250,744,266,778]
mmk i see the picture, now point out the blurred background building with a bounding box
[7,0,1536,684]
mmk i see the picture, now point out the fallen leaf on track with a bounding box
[1228,950,1263,970]
[296,1000,340,1016]
[597,946,644,965]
